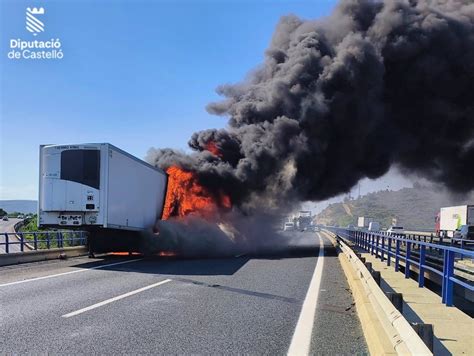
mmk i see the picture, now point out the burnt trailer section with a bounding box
[38,143,167,252]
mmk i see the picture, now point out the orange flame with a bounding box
[205,141,223,158]
[162,166,231,220]
[157,251,177,257]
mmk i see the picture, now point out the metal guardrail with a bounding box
[328,228,474,307]
[1,231,88,254]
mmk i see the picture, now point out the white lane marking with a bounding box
[62,279,172,318]
[0,259,144,288]
[287,233,325,356]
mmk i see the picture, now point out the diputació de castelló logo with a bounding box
[26,7,45,36]
[7,6,64,60]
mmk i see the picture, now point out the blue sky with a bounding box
[0,0,339,199]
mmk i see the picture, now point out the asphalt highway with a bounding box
[0,231,368,354]
[0,218,25,253]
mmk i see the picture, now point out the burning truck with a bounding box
[39,1,474,254]
[38,143,232,254]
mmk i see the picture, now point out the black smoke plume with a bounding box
[147,0,474,215]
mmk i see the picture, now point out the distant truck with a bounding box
[38,143,168,252]
[357,216,372,228]
[296,210,312,230]
[368,221,380,232]
[436,205,474,237]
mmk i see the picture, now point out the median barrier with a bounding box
[13,219,35,250]
[323,230,433,355]
[0,246,88,267]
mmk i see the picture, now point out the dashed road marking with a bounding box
[62,279,172,318]
[0,259,144,288]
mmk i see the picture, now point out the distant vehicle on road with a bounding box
[387,226,405,235]
[453,225,474,240]
[2,216,9,221]
[284,222,295,231]
[368,221,380,232]
[16,214,24,219]
[357,216,372,228]
[313,226,320,232]
[296,211,312,230]
[436,205,474,238]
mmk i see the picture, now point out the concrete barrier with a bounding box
[323,230,433,355]
[0,246,88,267]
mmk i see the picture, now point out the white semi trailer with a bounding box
[438,205,474,237]
[38,143,168,252]
[357,216,372,228]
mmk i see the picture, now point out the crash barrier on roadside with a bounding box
[324,230,433,355]
[328,227,474,307]
[0,246,89,267]
[1,231,88,254]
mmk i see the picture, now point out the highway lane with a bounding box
[0,232,368,354]
[0,218,25,253]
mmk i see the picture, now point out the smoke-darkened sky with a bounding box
[148,0,474,214]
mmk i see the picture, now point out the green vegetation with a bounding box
[0,208,6,217]
[18,215,86,249]
[315,185,474,230]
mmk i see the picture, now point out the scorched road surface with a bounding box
[0,232,367,354]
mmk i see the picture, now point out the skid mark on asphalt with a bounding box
[173,277,301,304]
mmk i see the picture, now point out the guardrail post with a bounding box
[376,235,380,258]
[381,235,385,262]
[387,237,392,266]
[442,250,447,304]
[19,232,24,252]
[418,244,426,287]
[442,250,455,306]
[46,232,50,249]
[395,239,400,272]
[5,233,9,254]
[33,232,38,250]
[405,241,411,279]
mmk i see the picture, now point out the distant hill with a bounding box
[314,185,474,231]
[0,200,37,214]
